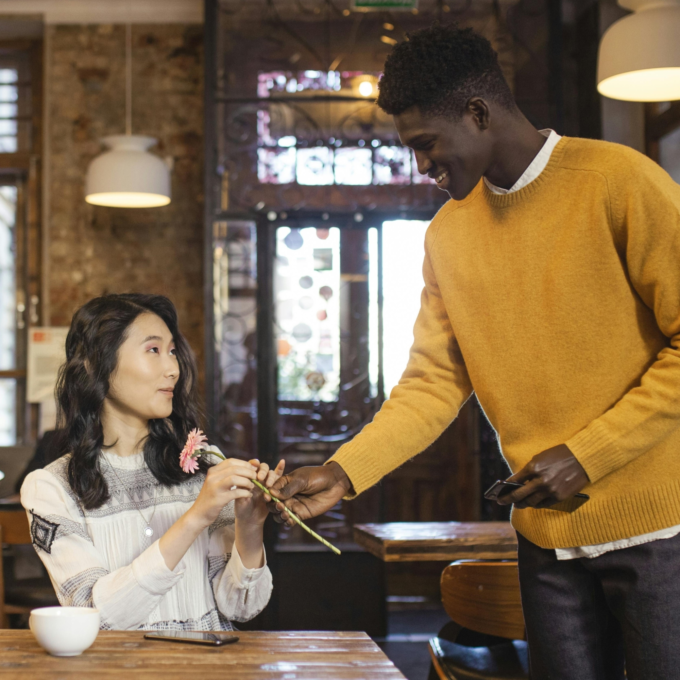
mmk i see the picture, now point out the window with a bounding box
[0,184,18,443]
[0,68,19,152]
[255,70,434,187]
[0,41,42,445]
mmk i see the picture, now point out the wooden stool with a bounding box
[0,510,58,628]
[429,560,528,680]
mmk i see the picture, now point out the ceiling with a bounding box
[0,0,203,24]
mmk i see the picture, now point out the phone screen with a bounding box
[144,631,239,646]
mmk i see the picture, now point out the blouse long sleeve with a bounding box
[207,517,273,622]
[21,469,184,630]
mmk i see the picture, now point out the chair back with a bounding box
[0,511,33,628]
[440,560,526,641]
[0,510,31,545]
[0,446,33,499]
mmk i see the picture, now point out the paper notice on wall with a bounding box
[27,327,69,403]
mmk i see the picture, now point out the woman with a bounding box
[21,294,283,631]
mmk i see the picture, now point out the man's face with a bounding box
[394,104,492,201]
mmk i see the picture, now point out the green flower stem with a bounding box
[251,479,342,555]
[195,449,341,555]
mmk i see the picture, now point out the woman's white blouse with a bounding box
[20,449,272,631]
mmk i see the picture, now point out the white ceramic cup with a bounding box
[29,607,100,657]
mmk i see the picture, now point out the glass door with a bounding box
[272,217,431,547]
[273,219,381,462]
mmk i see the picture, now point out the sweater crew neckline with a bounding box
[481,136,570,208]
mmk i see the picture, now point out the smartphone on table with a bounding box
[484,479,589,513]
[144,631,239,646]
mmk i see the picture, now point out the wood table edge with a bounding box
[353,523,518,562]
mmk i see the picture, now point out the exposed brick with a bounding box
[47,24,205,382]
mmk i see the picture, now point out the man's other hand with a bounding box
[497,444,590,509]
[267,461,353,527]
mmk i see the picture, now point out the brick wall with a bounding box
[46,23,204,371]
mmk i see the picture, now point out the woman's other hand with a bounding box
[234,459,286,526]
[189,458,259,527]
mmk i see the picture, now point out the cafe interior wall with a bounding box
[44,22,205,382]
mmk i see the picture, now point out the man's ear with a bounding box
[466,97,491,131]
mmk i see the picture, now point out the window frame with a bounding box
[0,38,43,445]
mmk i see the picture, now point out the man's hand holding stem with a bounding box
[268,461,353,526]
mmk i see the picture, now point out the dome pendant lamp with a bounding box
[85,24,171,208]
[597,0,680,102]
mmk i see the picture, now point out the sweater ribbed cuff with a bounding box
[327,439,387,498]
[566,420,627,484]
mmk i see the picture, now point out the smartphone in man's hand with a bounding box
[484,479,589,512]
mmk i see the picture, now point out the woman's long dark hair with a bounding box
[55,294,205,510]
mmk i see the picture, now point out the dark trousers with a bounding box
[517,530,680,680]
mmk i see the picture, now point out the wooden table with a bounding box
[353,522,518,562]
[0,630,405,679]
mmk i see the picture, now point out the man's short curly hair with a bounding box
[377,23,516,119]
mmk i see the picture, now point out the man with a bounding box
[269,23,680,679]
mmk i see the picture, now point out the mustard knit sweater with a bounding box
[330,136,680,549]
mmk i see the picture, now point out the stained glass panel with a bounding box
[257,147,296,184]
[334,147,372,185]
[276,226,341,402]
[253,68,433,189]
[296,147,335,186]
[373,146,411,185]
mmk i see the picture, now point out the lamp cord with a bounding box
[125,22,132,136]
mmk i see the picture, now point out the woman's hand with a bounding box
[234,459,286,526]
[188,458,259,528]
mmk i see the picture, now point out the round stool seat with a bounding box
[429,636,529,680]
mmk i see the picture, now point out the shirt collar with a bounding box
[484,129,562,195]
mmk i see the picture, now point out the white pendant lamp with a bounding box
[597,0,680,102]
[85,24,171,208]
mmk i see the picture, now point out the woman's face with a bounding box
[105,313,180,422]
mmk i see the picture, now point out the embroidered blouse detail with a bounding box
[20,450,272,631]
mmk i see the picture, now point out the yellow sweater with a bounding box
[330,136,680,549]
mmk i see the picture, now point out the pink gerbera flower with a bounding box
[180,428,208,474]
